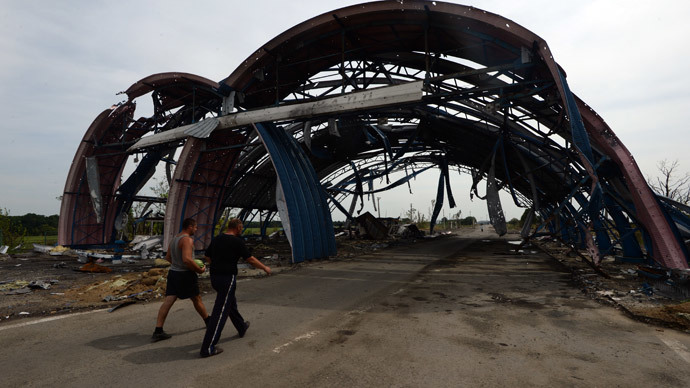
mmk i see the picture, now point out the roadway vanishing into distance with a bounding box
[2,229,689,387]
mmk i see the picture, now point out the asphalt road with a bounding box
[2,229,690,387]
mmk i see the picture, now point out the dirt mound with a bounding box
[62,268,169,305]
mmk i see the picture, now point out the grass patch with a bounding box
[242,227,282,235]
[11,235,59,252]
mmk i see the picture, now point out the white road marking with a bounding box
[659,337,690,364]
[272,331,319,353]
[0,309,108,332]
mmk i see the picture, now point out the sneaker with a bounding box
[239,321,250,338]
[151,330,172,342]
[200,347,223,358]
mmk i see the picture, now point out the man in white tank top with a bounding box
[152,218,209,342]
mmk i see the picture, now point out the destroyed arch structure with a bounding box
[59,0,690,268]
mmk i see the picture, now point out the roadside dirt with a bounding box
[536,239,690,332]
[2,229,689,333]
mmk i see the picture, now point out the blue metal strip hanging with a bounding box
[254,122,336,262]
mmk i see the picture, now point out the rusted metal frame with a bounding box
[508,132,577,178]
[572,192,612,255]
[423,4,431,77]
[340,61,365,91]
[326,151,427,187]
[148,84,219,125]
[331,165,436,196]
[602,209,637,254]
[596,212,634,257]
[323,189,355,221]
[176,152,235,246]
[202,141,258,154]
[430,85,557,156]
[460,25,522,57]
[418,101,575,186]
[532,156,607,238]
[276,59,414,102]
[601,184,652,259]
[275,27,424,75]
[70,181,103,245]
[205,137,249,237]
[73,111,132,245]
[330,154,423,191]
[301,69,403,93]
[423,77,550,108]
[220,164,276,213]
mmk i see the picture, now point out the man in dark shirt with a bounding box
[200,218,271,357]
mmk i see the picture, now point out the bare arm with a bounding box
[246,256,271,275]
[181,236,205,274]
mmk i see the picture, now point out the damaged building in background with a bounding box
[58,1,689,269]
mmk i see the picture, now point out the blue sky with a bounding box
[1,0,689,221]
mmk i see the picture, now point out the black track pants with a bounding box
[200,274,245,356]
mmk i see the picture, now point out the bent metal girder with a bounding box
[59,1,689,268]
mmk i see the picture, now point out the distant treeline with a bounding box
[5,213,59,235]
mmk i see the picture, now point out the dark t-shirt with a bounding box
[205,233,251,276]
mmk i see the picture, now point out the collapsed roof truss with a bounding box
[59,0,689,268]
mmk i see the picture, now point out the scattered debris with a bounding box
[108,300,136,312]
[28,280,57,290]
[50,246,70,255]
[394,224,424,239]
[355,212,390,240]
[77,261,112,273]
[0,246,8,255]
[0,280,29,292]
[131,235,163,251]
[33,244,52,254]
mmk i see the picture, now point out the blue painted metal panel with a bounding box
[603,194,643,258]
[573,193,612,253]
[254,122,336,262]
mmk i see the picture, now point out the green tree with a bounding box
[0,209,26,253]
[460,216,476,226]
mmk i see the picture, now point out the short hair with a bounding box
[227,218,243,231]
[182,218,197,230]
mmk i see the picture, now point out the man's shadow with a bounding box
[87,328,238,363]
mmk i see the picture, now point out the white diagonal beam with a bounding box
[128,81,423,152]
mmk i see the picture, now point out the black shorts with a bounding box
[165,270,200,299]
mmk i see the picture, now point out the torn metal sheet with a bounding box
[132,235,163,251]
[184,117,219,138]
[520,209,534,239]
[487,153,507,237]
[579,222,602,266]
[303,120,312,150]
[85,156,103,223]
[327,118,341,137]
[275,177,292,248]
[356,212,389,240]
